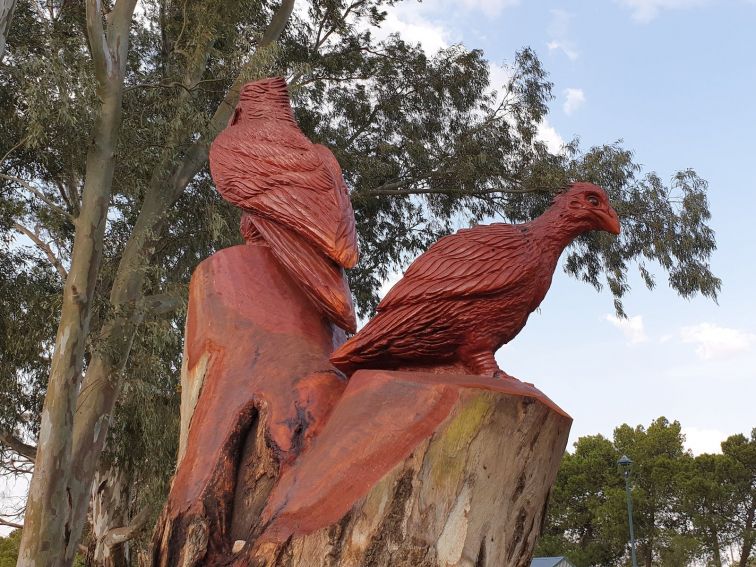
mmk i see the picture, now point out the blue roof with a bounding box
[531,557,570,567]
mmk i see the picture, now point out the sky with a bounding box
[373,0,756,455]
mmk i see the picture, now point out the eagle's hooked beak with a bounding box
[596,206,621,235]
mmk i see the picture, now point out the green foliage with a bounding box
[535,435,627,566]
[537,420,756,567]
[0,530,20,567]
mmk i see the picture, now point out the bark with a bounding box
[739,501,755,567]
[66,2,295,558]
[244,370,570,567]
[0,431,36,461]
[0,0,16,61]
[710,527,722,567]
[17,1,137,564]
[89,464,129,567]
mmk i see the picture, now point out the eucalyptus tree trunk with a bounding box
[89,465,129,567]
[65,2,295,562]
[0,0,16,61]
[17,1,137,564]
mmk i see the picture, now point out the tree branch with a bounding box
[0,174,74,221]
[0,432,36,461]
[11,222,68,279]
[260,0,295,45]
[355,181,552,199]
[123,78,223,93]
[138,292,180,316]
[100,506,150,548]
[0,518,23,530]
[86,0,137,87]
[85,0,112,84]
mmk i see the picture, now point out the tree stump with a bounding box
[237,370,571,567]
[151,244,571,567]
[151,244,347,566]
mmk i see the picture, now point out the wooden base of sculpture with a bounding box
[151,245,571,567]
[246,370,571,567]
[151,244,347,566]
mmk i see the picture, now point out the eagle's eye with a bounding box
[586,194,600,207]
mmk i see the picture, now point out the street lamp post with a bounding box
[618,455,639,567]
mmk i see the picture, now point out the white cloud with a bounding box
[547,9,579,61]
[680,323,756,360]
[605,314,648,344]
[682,426,725,455]
[488,62,512,91]
[374,0,521,54]
[376,9,451,54]
[547,40,579,61]
[536,120,565,154]
[618,0,710,23]
[563,88,586,115]
[488,62,515,108]
[461,0,520,17]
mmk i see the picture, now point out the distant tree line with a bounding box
[536,418,756,567]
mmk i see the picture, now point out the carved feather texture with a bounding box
[209,77,359,331]
[252,216,357,333]
[210,78,358,269]
[331,182,620,375]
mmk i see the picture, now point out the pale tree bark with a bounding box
[88,463,150,567]
[89,464,128,567]
[17,0,138,565]
[64,1,296,561]
[0,0,16,62]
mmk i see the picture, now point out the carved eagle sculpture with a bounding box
[209,77,359,332]
[331,182,621,376]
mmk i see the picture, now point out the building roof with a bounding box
[531,557,575,567]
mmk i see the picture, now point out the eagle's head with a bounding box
[553,182,621,235]
[229,77,296,126]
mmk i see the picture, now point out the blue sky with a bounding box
[375,0,756,454]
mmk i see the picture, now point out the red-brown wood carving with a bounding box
[331,182,620,376]
[152,77,360,565]
[257,370,569,547]
[151,244,348,565]
[152,76,622,567]
[209,76,359,333]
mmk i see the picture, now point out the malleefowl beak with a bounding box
[596,206,621,235]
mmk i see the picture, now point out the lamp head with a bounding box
[618,454,633,475]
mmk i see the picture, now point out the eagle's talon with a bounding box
[493,370,516,381]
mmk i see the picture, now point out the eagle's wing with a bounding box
[311,144,358,269]
[331,224,537,373]
[252,216,357,334]
[210,123,359,268]
[379,223,534,311]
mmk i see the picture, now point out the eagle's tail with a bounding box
[253,217,357,334]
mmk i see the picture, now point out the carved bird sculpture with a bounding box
[331,182,621,376]
[210,77,359,332]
